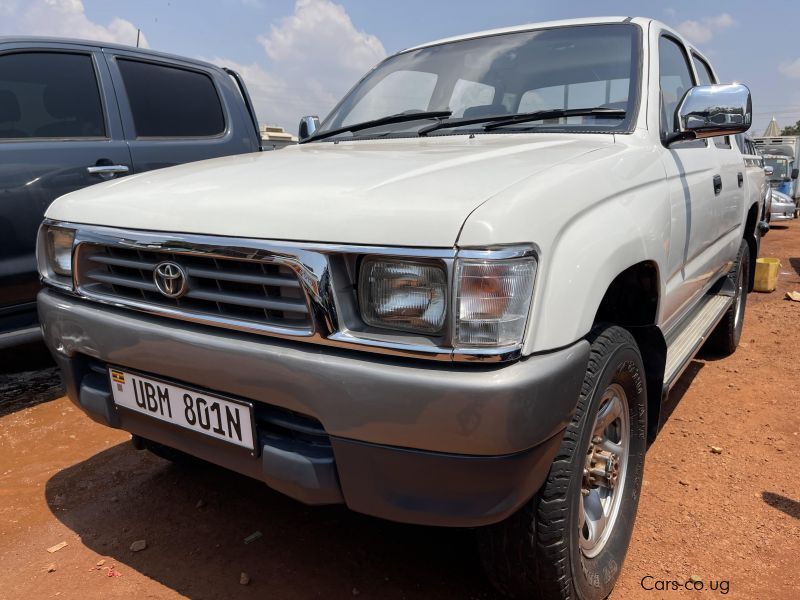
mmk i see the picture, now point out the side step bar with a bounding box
[663,294,732,388]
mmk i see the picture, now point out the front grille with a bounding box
[75,243,312,334]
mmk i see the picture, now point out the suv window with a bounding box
[117,59,225,138]
[0,52,105,140]
[658,36,695,139]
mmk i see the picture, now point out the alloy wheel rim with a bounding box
[579,383,630,558]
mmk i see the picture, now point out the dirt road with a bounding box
[1,222,798,600]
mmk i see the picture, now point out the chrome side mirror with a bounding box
[764,166,774,176]
[674,84,752,141]
[298,115,320,141]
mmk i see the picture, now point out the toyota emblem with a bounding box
[153,261,188,298]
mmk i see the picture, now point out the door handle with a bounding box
[737,172,744,188]
[87,165,130,176]
[713,175,722,196]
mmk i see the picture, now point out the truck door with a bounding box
[658,35,722,323]
[102,50,258,173]
[0,44,131,335]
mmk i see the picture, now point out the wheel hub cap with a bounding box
[579,383,630,558]
[584,439,620,490]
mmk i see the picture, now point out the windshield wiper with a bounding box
[484,107,626,130]
[302,110,452,143]
[418,107,626,136]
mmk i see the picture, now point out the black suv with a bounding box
[0,37,262,348]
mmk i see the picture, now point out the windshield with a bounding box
[765,157,789,181]
[316,23,641,140]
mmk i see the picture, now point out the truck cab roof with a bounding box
[0,36,222,71]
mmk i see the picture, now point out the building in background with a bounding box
[763,117,781,137]
[260,124,297,150]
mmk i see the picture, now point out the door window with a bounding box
[692,55,715,86]
[658,36,696,139]
[691,54,730,148]
[117,59,225,138]
[0,52,105,139]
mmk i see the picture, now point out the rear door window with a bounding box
[0,51,105,139]
[117,59,225,138]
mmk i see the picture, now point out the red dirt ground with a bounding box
[1,221,798,600]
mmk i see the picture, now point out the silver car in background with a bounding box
[770,189,797,221]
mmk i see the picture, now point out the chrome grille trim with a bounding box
[74,238,315,337]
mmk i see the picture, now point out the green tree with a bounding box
[781,120,800,135]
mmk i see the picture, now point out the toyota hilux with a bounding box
[37,17,757,600]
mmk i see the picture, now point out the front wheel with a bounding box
[478,325,647,600]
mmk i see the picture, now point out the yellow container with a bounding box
[754,257,780,292]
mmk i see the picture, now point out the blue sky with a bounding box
[2,0,799,133]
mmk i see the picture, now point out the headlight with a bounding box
[358,258,447,334]
[455,257,536,347]
[37,224,75,286]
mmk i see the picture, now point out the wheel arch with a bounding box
[743,202,760,292]
[592,260,666,445]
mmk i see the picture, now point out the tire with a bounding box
[706,240,749,356]
[478,325,647,600]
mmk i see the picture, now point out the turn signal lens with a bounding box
[359,258,447,334]
[47,227,75,276]
[455,257,536,347]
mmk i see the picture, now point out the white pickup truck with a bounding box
[38,17,757,600]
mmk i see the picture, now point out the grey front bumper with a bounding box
[39,289,589,526]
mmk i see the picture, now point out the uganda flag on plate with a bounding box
[110,369,125,391]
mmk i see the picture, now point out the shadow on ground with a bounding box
[790,257,800,277]
[762,492,800,520]
[0,340,62,417]
[658,359,704,429]
[46,443,499,600]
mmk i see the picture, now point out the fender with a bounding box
[458,139,670,353]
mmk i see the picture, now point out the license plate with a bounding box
[108,368,255,450]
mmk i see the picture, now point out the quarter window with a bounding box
[0,52,105,140]
[117,59,225,137]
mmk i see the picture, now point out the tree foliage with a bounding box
[781,120,800,135]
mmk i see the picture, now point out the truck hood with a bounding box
[47,135,611,247]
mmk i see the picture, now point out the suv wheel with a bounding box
[478,325,647,600]
[707,239,749,356]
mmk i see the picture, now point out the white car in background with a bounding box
[770,189,797,221]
